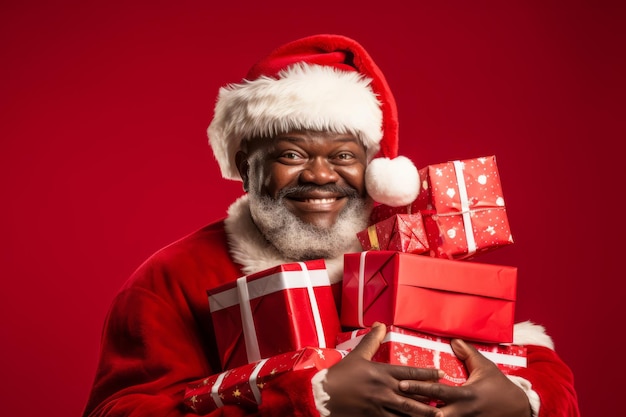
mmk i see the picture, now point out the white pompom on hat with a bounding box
[207,34,419,207]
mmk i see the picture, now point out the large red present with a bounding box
[357,213,429,254]
[336,325,527,386]
[370,155,513,259]
[341,251,517,343]
[184,347,347,414]
[208,259,341,370]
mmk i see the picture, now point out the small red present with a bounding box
[341,251,517,343]
[208,259,341,370]
[336,325,527,386]
[370,155,513,259]
[184,347,347,414]
[357,213,429,254]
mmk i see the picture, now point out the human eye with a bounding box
[334,151,356,163]
[278,150,305,163]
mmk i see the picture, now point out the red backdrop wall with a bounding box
[2,2,623,416]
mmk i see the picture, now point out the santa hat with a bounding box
[207,34,419,207]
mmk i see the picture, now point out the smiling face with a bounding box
[236,130,372,260]
[238,130,369,228]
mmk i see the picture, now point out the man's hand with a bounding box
[323,323,444,417]
[398,339,532,417]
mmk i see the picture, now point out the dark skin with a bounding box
[236,130,369,229]
[236,130,531,417]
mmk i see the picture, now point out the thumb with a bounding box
[348,322,387,360]
[450,339,489,374]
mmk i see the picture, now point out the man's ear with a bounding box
[235,151,250,192]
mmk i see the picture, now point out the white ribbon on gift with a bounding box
[426,161,476,257]
[208,358,268,408]
[234,262,327,364]
[298,262,326,350]
[249,358,268,404]
[357,251,368,328]
[337,330,527,368]
[237,277,262,363]
[210,370,228,408]
[209,267,331,311]
[450,160,477,256]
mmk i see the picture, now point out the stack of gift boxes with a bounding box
[185,260,345,414]
[184,155,527,414]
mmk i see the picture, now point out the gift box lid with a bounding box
[353,251,517,301]
[207,259,329,311]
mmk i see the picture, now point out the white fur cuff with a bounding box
[507,375,540,417]
[311,368,331,417]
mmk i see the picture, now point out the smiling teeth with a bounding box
[305,198,336,204]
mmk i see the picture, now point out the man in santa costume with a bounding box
[82,34,579,417]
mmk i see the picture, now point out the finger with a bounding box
[400,393,434,404]
[450,338,473,361]
[398,379,463,404]
[387,363,444,383]
[450,339,491,374]
[348,322,387,360]
[384,395,444,417]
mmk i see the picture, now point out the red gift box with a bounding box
[371,155,513,259]
[341,251,517,343]
[336,325,527,386]
[184,347,347,414]
[208,259,341,370]
[357,213,429,254]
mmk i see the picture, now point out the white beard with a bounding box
[248,188,372,261]
[225,195,362,282]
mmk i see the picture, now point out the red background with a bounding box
[2,2,623,416]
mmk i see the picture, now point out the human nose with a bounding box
[299,157,339,184]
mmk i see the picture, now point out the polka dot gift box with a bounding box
[336,325,527,387]
[370,155,513,260]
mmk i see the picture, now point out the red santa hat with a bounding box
[208,34,419,207]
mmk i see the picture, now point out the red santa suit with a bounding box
[83,33,580,417]
[82,196,580,417]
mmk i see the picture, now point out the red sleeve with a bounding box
[82,285,234,417]
[82,273,321,417]
[510,345,580,417]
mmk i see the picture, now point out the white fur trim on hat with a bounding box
[208,63,383,181]
[365,156,420,207]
